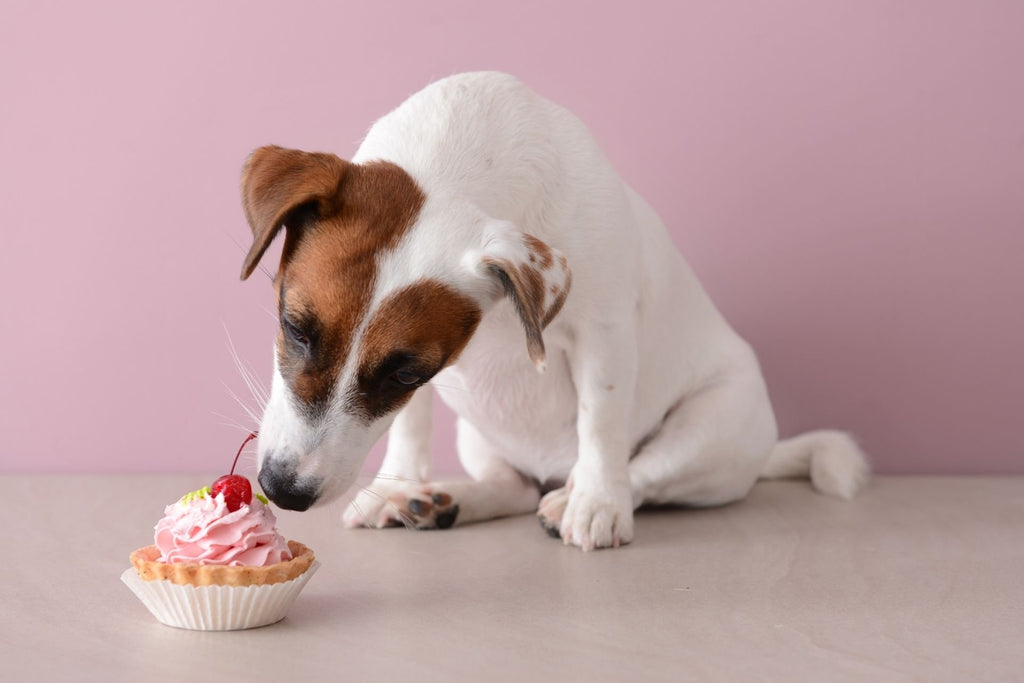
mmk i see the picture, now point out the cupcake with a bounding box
[122,434,318,630]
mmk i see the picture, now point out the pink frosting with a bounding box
[154,491,293,567]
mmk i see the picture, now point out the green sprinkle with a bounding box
[255,493,269,505]
[180,486,211,504]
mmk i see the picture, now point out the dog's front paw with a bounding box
[342,481,459,530]
[540,478,634,551]
[537,486,570,538]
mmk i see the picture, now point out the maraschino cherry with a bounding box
[211,432,257,512]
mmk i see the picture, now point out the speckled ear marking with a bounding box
[480,230,571,371]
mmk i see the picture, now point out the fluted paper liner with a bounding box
[123,540,318,630]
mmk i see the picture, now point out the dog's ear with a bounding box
[472,222,572,372]
[239,145,349,280]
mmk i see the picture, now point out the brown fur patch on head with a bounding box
[241,146,349,280]
[245,150,425,418]
[241,146,424,279]
[352,280,482,421]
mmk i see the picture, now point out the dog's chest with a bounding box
[432,307,579,480]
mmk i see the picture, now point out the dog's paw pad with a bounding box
[434,504,460,529]
[399,490,460,530]
[343,482,459,530]
[407,497,432,517]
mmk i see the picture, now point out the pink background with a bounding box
[2,1,1021,475]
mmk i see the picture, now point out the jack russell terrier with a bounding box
[240,71,868,551]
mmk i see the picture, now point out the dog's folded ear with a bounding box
[239,145,350,280]
[471,222,572,372]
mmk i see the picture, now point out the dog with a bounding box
[239,71,868,551]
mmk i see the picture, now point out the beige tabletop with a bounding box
[2,475,1022,682]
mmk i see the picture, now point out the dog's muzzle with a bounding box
[257,458,320,511]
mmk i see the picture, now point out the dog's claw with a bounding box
[539,515,562,538]
[537,486,571,541]
[536,481,633,550]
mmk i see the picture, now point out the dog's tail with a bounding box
[759,430,870,499]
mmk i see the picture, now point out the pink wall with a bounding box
[2,1,1021,475]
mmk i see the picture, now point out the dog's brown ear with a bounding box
[477,223,572,372]
[239,145,350,280]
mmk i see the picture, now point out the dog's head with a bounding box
[239,145,570,510]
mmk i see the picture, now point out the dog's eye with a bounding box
[282,318,309,348]
[392,369,421,386]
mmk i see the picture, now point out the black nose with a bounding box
[258,460,319,511]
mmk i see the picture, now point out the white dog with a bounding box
[240,72,868,551]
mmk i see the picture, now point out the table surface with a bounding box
[2,474,1022,682]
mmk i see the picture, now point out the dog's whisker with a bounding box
[222,322,270,405]
[211,408,258,432]
[224,229,251,261]
[237,362,269,407]
[213,415,258,434]
[229,395,262,428]
[224,356,265,410]
[221,381,264,427]
[246,374,270,411]
[239,452,260,476]
[225,228,275,282]
[223,326,270,409]
[220,374,265,422]
[389,506,418,530]
[371,473,424,484]
[357,486,417,530]
[426,382,469,394]
[347,497,372,528]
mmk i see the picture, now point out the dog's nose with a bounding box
[257,459,320,511]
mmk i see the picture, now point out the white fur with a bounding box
[256,72,869,549]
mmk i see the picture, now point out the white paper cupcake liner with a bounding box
[121,561,319,631]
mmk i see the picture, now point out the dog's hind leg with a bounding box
[627,371,868,508]
[626,372,778,509]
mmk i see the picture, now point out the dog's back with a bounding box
[355,72,759,470]
[355,72,612,243]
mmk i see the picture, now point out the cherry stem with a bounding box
[232,432,258,476]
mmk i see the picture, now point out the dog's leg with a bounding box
[342,385,438,528]
[343,391,540,529]
[627,372,778,508]
[358,417,542,528]
[540,374,774,536]
[444,417,542,524]
[554,322,639,551]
